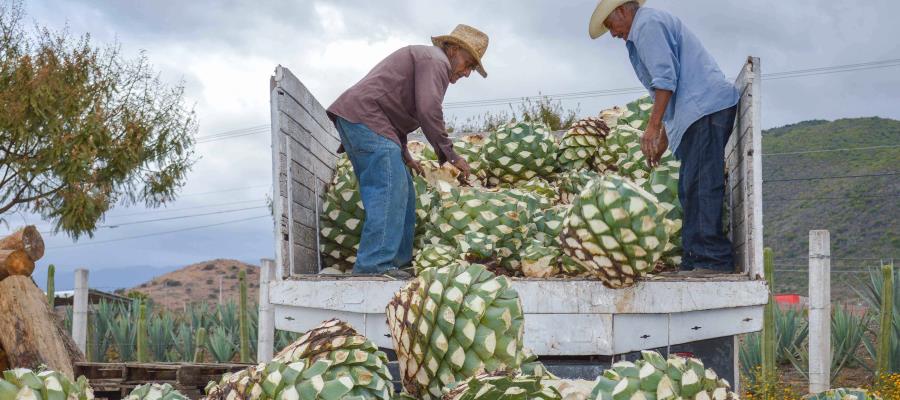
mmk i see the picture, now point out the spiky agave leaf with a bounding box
[557,117,610,172]
[596,125,641,173]
[454,134,488,174]
[0,368,94,400]
[555,170,601,205]
[442,372,562,400]
[125,383,188,400]
[413,160,462,241]
[425,187,533,272]
[617,95,655,131]
[408,140,439,161]
[510,177,558,201]
[414,243,461,275]
[205,319,393,400]
[481,121,559,185]
[559,175,670,288]
[386,262,526,399]
[590,351,738,400]
[642,158,683,269]
[520,240,561,278]
[320,155,365,272]
[544,379,596,400]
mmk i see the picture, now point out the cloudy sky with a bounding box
[7,0,900,287]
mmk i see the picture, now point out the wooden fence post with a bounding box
[808,230,831,393]
[72,268,89,355]
[257,258,276,362]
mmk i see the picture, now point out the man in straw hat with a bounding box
[326,24,489,278]
[589,1,740,274]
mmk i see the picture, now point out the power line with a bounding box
[47,215,271,250]
[179,184,270,197]
[181,57,900,140]
[763,171,900,183]
[196,128,270,144]
[442,57,900,109]
[38,205,268,234]
[764,144,900,156]
[195,125,270,141]
[105,199,266,218]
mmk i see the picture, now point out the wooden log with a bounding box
[0,225,44,261]
[0,249,35,278]
[0,345,9,372]
[0,275,85,378]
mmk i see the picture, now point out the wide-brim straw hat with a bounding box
[588,0,647,39]
[431,24,489,78]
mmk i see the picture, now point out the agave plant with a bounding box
[107,300,140,361]
[147,312,176,361]
[216,302,238,330]
[775,305,809,364]
[275,329,302,352]
[88,300,114,362]
[788,305,872,381]
[739,332,762,386]
[187,302,213,330]
[207,326,237,363]
[247,303,259,360]
[858,264,900,373]
[63,305,74,333]
[173,322,196,362]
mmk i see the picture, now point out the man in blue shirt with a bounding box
[589,1,740,274]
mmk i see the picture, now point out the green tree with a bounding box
[0,2,196,238]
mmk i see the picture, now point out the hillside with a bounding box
[128,259,260,310]
[761,117,899,296]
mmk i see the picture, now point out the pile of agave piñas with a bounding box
[319,95,686,288]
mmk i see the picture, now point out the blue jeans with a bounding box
[674,106,737,271]
[333,117,416,273]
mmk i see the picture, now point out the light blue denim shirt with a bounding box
[626,7,739,152]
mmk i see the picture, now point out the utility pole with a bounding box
[218,277,223,304]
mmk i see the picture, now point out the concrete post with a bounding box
[72,268,89,354]
[808,230,831,393]
[257,258,277,362]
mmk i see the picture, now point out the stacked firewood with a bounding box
[0,225,44,280]
[0,225,84,378]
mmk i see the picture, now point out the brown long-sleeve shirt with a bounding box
[327,45,459,163]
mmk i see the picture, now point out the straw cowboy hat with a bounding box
[431,24,489,78]
[588,0,647,39]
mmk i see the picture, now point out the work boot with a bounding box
[383,268,413,280]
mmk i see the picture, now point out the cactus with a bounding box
[238,269,250,363]
[761,247,777,397]
[193,327,207,363]
[877,262,894,377]
[46,264,56,307]
[136,302,148,362]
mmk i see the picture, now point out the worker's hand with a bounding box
[450,157,471,183]
[406,158,425,176]
[641,122,668,168]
